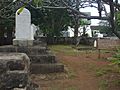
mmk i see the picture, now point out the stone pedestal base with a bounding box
[13,39,33,46]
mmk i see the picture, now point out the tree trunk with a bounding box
[74,18,79,44]
[109,0,120,39]
[7,27,13,45]
[74,23,79,38]
[74,0,79,44]
[83,26,86,36]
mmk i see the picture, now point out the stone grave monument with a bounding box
[13,8,34,46]
[0,7,64,74]
[0,53,38,90]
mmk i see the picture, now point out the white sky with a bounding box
[80,4,110,26]
[80,0,120,25]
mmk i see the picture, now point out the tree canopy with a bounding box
[1,0,120,38]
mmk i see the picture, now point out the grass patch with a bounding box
[112,79,120,86]
[49,45,79,56]
[50,86,79,90]
[96,69,107,77]
[50,87,60,90]
[99,50,114,53]
[49,45,99,56]
[66,86,79,90]
[95,67,113,77]
[64,66,77,79]
[66,69,77,79]
[99,80,108,90]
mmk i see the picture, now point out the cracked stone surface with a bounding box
[0,53,38,89]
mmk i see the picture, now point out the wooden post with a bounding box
[98,49,101,59]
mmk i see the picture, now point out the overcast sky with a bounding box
[80,4,110,26]
[80,0,120,25]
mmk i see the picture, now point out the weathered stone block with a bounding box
[19,40,28,47]
[0,72,29,89]
[13,39,19,46]
[31,63,64,74]
[29,54,56,64]
[0,45,48,55]
[13,40,33,47]
[27,40,33,46]
[0,53,30,89]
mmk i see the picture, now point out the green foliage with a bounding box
[96,69,107,77]
[98,20,113,36]
[31,0,91,38]
[30,0,72,37]
[17,5,26,14]
[115,11,120,31]
[116,11,120,26]
[99,80,108,90]
[32,8,71,37]
[33,0,43,6]
[49,45,78,56]
[110,48,120,69]
[69,18,90,28]
[99,26,113,36]
[79,19,90,26]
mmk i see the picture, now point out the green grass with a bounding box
[49,86,79,90]
[49,45,114,56]
[66,87,79,90]
[96,69,107,77]
[65,68,77,79]
[49,45,99,56]
[99,80,108,90]
[49,45,79,56]
[95,66,113,77]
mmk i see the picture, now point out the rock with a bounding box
[0,72,28,89]
[0,53,31,89]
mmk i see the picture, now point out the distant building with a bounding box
[90,26,104,38]
[66,25,92,37]
[61,31,70,37]
[65,12,92,37]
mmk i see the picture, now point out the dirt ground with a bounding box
[31,45,120,90]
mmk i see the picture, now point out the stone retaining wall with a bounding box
[37,37,95,45]
[97,38,120,49]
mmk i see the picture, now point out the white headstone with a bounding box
[94,40,97,48]
[31,24,37,39]
[13,8,34,46]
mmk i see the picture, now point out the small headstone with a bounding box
[31,24,37,39]
[13,8,34,46]
[94,40,97,48]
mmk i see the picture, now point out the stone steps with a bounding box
[31,63,64,74]
[29,54,57,64]
[0,43,64,74]
[0,45,48,54]
[33,40,47,47]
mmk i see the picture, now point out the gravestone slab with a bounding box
[31,24,37,40]
[94,40,97,48]
[13,8,34,46]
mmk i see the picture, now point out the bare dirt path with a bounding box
[54,52,110,90]
[31,45,119,90]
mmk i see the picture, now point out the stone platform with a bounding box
[0,41,64,74]
[0,53,38,90]
[13,39,33,46]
